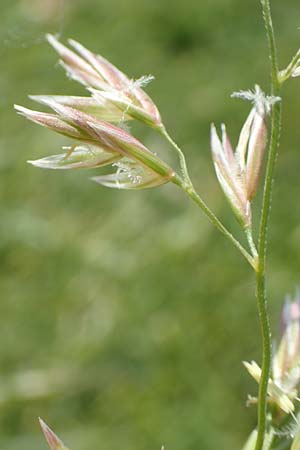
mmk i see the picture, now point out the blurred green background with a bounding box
[1,0,300,449]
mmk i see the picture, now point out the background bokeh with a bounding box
[1,0,300,449]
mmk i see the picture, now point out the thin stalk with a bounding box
[162,127,255,267]
[172,176,256,269]
[255,1,282,449]
[159,126,194,188]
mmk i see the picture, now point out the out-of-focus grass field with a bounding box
[1,0,300,449]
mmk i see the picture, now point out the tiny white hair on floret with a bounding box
[231,84,281,115]
[130,74,155,89]
[113,159,143,186]
[274,417,300,439]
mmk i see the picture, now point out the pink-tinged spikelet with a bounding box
[47,34,162,128]
[39,418,69,450]
[210,85,270,228]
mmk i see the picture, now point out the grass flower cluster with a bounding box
[14,0,300,449]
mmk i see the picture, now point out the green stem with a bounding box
[162,127,256,267]
[255,1,282,450]
[159,126,193,188]
[173,177,256,269]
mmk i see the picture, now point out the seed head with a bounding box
[244,291,300,415]
[243,360,295,414]
[15,98,174,189]
[211,86,269,228]
[46,34,162,128]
